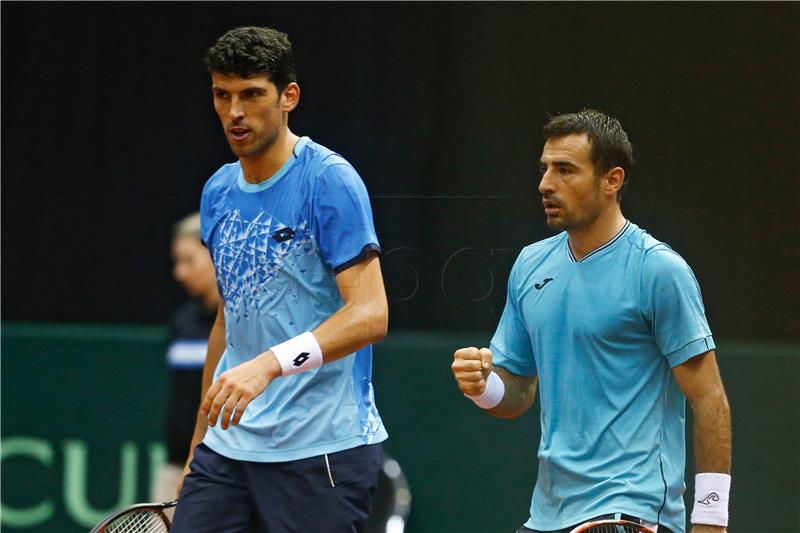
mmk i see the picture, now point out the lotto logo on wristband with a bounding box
[293,352,310,367]
[272,332,323,376]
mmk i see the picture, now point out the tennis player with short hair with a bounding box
[451,110,731,533]
[171,27,388,532]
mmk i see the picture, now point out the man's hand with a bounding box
[451,347,493,396]
[691,526,726,533]
[200,351,282,429]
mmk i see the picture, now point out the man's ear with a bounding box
[605,166,625,198]
[280,82,300,112]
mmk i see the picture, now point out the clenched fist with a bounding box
[451,347,493,396]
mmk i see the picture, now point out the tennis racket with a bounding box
[569,519,655,533]
[89,500,178,533]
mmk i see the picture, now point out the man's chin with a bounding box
[228,143,250,157]
[227,136,258,154]
[545,216,567,231]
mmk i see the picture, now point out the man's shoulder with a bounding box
[202,161,239,197]
[507,233,567,284]
[517,232,567,262]
[623,222,665,251]
[625,223,694,276]
[300,139,361,186]
[302,139,352,169]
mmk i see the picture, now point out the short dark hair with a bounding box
[204,26,297,94]
[543,109,633,198]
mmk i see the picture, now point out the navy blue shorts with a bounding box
[171,442,384,533]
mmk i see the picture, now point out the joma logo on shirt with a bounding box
[534,278,554,290]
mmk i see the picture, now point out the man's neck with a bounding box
[567,205,626,261]
[240,128,300,184]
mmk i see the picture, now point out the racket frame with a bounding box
[89,499,178,533]
[569,518,656,533]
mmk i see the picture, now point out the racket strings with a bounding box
[102,509,168,533]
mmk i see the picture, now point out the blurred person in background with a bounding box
[151,212,219,503]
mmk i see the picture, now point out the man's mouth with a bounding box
[542,199,561,216]
[229,127,250,141]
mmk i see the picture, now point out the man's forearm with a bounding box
[311,298,387,362]
[487,367,538,420]
[301,253,386,364]
[689,388,731,532]
[692,387,732,473]
[673,352,731,531]
[189,309,227,449]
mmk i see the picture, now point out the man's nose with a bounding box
[538,170,555,195]
[229,97,245,119]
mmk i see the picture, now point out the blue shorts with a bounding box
[172,442,384,532]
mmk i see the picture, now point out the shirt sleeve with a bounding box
[312,163,381,273]
[490,256,537,376]
[199,184,213,249]
[641,246,716,368]
[199,170,224,250]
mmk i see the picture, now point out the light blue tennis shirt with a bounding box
[491,221,714,533]
[199,137,387,462]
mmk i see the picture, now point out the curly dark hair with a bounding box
[543,109,633,199]
[204,26,297,94]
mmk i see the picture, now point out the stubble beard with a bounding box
[230,128,280,159]
[545,215,567,232]
[546,194,604,233]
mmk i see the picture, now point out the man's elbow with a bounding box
[368,305,388,343]
[359,302,387,344]
[691,386,730,418]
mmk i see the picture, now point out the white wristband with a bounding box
[690,473,731,526]
[270,332,323,376]
[465,371,505,409]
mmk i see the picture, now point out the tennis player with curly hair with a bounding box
[171,26,388,532]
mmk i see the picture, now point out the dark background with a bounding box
[3,2,799,340]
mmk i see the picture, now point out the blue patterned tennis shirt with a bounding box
[200,137,387,462]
